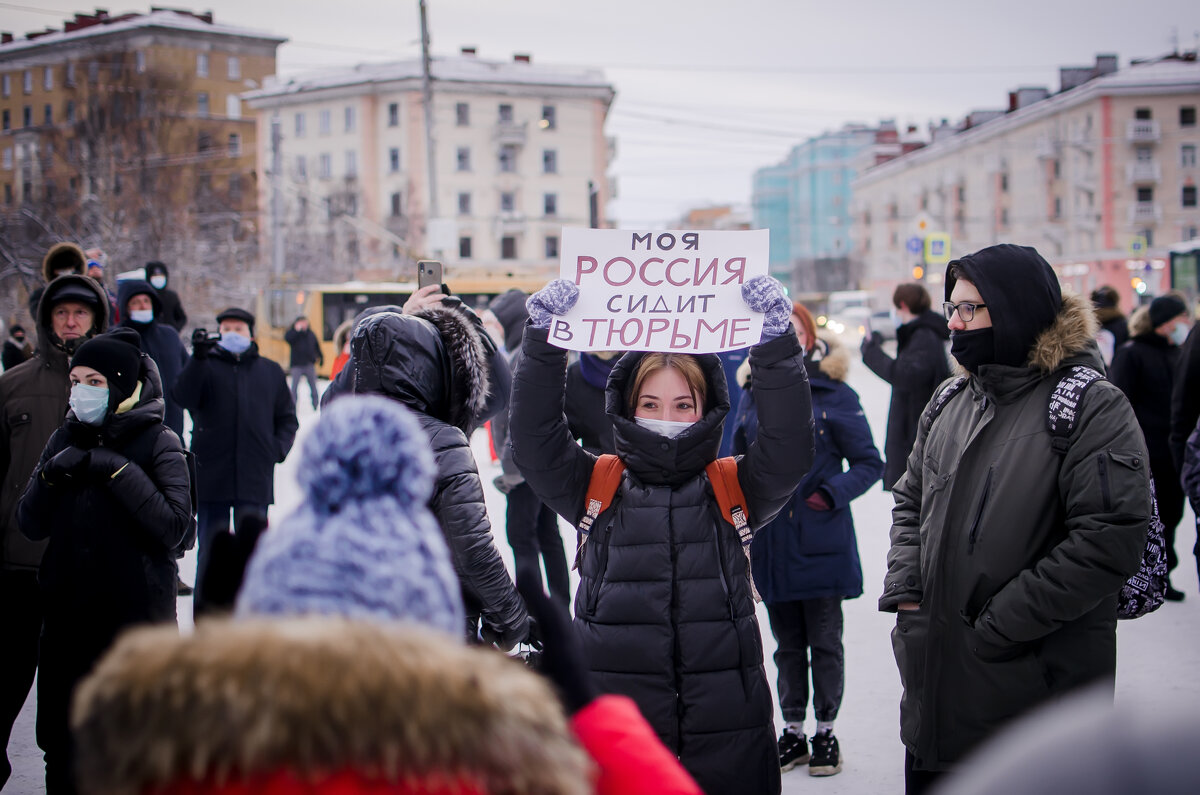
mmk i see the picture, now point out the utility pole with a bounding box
[271,113,284,279]
[418,0,440,257]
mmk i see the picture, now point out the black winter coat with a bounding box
[284,327,323,368]
[510,325,814,795]
[1111,329,1179,463]
[349,307,528,643]
[18,355,193,627]
[172,343,297,505]
[565,354,616,455]
[120,280,190,438]
[1171,323,1200,470]
[862,310,950,489]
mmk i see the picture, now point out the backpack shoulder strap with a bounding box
[580,454,626,535]
[705,457,751,547]
[922,376,968,433]
[1046,365,1106,455]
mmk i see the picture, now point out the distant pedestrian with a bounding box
[733,303,883,778]
[172,308,297,603]
[26,242,87,322]
[1,325,31,371]
[860,283,950,489]
[119,280,190,438]
[1110,294,1190,602]
[1090,285,1128,367]
[330,318,354,380]
[284,316,323,410]
[144,261,188,333]
[84,255,120,325]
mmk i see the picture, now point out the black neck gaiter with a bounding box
[950,328,996,373]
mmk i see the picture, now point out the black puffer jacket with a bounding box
[18,353,193,626]
[1110,308,1179,463]
[862,310,950,489]
[350,307,528,644]
[510,325,814,795]
[119,279,189,438]
[172,342,297,505]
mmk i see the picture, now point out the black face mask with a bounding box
[950,328,995,373]
[13,335,24,343]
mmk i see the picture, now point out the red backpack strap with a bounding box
[581,454,626,535]
[706,457,762,603]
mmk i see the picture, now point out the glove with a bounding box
[480,614,537,653]
[804,489,832,512]
[191,329,217,360]
[518,581,597,715]
[43,446,89,484]
[87,447,129,481]
[741,276,791,342]
[860,331,883,355]
[195,513,268,618]
[526,280,579,329]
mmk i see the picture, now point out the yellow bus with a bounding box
[255,275,551,377]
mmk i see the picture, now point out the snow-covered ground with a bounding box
[9,355,1200,793]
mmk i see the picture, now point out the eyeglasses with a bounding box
[943,301,988,322]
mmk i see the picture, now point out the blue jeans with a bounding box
[195,501,267,603]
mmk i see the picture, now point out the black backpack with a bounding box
[925,365,1167,620]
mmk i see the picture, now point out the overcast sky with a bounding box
[3,0,1198,227]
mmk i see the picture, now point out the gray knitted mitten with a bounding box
[526,279,580,328]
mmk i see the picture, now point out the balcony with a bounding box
[495,211,526,235]
[1126,119,1161,144]
[1129,201,1162,224]
[493,121,527,146]
[1126,161,1161,184]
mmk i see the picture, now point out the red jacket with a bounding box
[572,696,703,795]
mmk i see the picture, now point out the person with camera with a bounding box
[173,308,297,603]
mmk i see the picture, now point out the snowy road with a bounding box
[8,352,1200,794]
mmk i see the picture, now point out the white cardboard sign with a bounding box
[548,228,770,353]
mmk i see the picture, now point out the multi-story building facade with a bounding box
[0,8,284,319]
[852,53,1200,306]
[243,49,615,284]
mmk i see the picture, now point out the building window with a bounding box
[501,236,517,259]
[459,236,472,258]
[136,51,146,73]
[456,147,470,171]
[1053,197,1062,219]
[456,102,469,126]
[23,69,32,94]
[1000,208,1009,227]
[543,149,557,174]
[3,183,10,203]
[2,149,10,169]
[345,106,355,133]
[1135,107,1152,120]
[88,61,98,84]
[345,150,358,177]
[1136,146,1153,162]
[1053,159,1061,179]
[498,103,513,123]
[226,95,241,119]
[1185,186,1198,208]
[295,155,307,179]
[544,192,557,216]
[65,63,75,86]
[318,153,332,179]
[1,110,8,131]
[22,106,30,127]
[197,53,209,78]
[1141,228,1155,247]
[457,192,470,215]
[1000,173,1008,192]
[43,104,51,125]
[499,145,517,173]
[197,131,214,152]
[1,74,8,97]
[197,92,209,117]
[1185,145,1197,168]
[1182,106,1196,127]
[541,104,556,130]
[319,109,331,135]
[388,102,399,127]
[228,133,241,156]
[545,235,559,258]
[390,191,402,217]
[1186,226,1199,241]
[500,192,515,212]
[227,56,240,80]
[229,172,243,200]
[43,66,52,90]
[389,147,400,172]
[1137,186,1154,203]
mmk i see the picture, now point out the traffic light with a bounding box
[1131,277,1147,295]
[912,265,925,280]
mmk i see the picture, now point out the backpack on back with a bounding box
[923,365,1167,619]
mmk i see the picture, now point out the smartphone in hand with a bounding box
[417,260,444,292]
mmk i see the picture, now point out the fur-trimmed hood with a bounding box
[738,332,849,387]
[351,306,491,433]
[72,618,590,795]
[950,292,1100,375]
[42,241,87,282]
[1127,304,1153,338]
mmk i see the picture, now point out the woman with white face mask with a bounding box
[17,328,194,792]
[509,276,815,795]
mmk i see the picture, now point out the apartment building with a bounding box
[244,49,615,283]
[851,53,1200,306]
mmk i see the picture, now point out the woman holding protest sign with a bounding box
[509,275,814,794]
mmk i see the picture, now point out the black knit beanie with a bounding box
[1148,295,1187,329]
[70,328,143,403]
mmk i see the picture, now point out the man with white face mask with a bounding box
[119,280,189,438]
[144,261,188,333]
[173,308,298,603]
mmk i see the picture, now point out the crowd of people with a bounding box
[0,239,1195,794]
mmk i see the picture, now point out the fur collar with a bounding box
[1026,291,1101,372]
[412,306,491,433]
[1127,304,1153,338]
[736,332,848,386]
[72,618,590,795]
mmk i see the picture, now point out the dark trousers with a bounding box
[505,482,570,608]
[904,750,945,795]
[765,597,844,724]
[290,364,320,409]
[195,501,267,603]
[36,622,100,795]
[1151,456,1184,574]
[0,569,41,789]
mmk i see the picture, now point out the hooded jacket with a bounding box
[0,274,109,571]
[882,249,1151,772]
[145,261,188,333]
[734,336,883,602]
[119,279,190,437]
[26,242,87,320]
[509,325,814,795]
[172,338,298,505]
[350,307,528,643]
[1110,306,1178,463]
[862,309,950,488]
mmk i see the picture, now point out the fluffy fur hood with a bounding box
[1026,291,1101,372]
[737,332,849,386]
[72,618,590,795]
[1127,304,1153,338]
[42,241,87,282]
